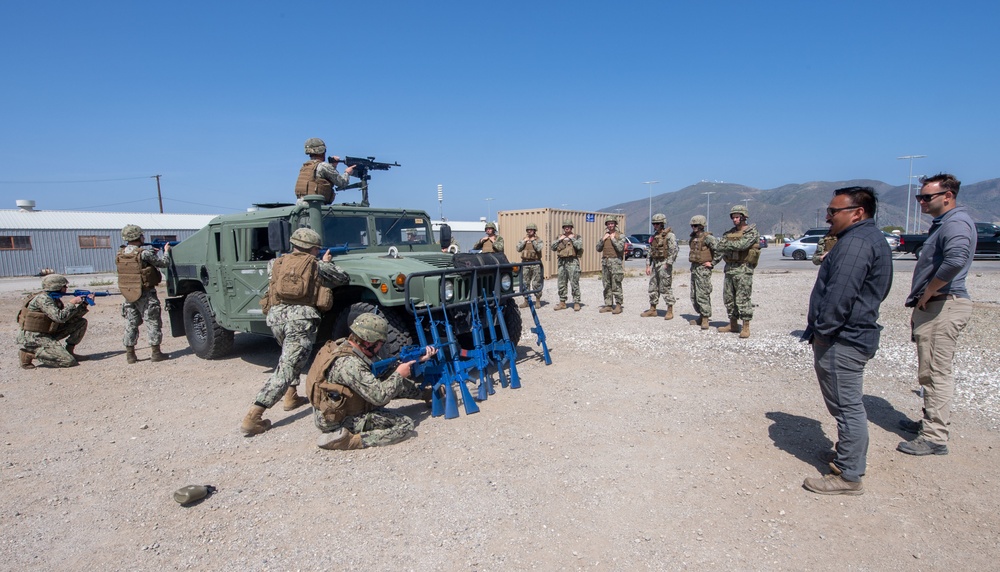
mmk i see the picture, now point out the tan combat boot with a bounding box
[599,305,612,313]
[664,306,674,320]
[150,345,169,362]
[19,349,35,370]
[739,320,751,338]
[65,344,88,362]
[240,404,272,436]
[518,299,529,308]
[700,316,711,330]
[640,305,657,317]
[573,302,581,312]
[688,317,700,326]
[554,301,567,311]
[718,318,740,333]
[317,428,364,450]
[535,294,542,305]
[282,386,309,411]
[612,304,622,315]
[125,346,138,364]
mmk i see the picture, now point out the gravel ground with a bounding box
[2,261,1000,571]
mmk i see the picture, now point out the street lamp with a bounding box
[484,197,494,224]
[702,191,715,235]
[897,154,926,234]
[614,208,624,233]
[642,181,660,234]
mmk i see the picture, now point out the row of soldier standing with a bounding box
[17,224,172,369]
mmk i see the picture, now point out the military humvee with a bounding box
[164,195,524,359]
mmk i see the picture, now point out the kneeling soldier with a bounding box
[17,274,90,368]
[305,313,436,450]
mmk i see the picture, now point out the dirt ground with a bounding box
[2,263,999,571]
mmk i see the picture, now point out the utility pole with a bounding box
[642,181,659,234]
[702,191,715,235]
[897,154,926,233]
[152,174,163,213]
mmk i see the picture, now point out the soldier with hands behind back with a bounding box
[117,224,171,364]
[240,228,350,436]
[551,220,584,311]
[516,223,544,308]
[17,274,91,369]
[306,313,437,450]
[641,213,679,319]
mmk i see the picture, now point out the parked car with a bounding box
[630,233,653,244]
[898,222,1000,258]
[782,235,821,260]
[759,237,768,248]
[624,235,648,259]
[803,228,829,237]
[883,231,900,250]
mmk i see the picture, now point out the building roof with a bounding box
[0,208,218,230]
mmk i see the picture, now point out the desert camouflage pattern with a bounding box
[254,260,349,407]
[689,232,721,318]
[648,228,679,306]
[517,237,544,294]
[552,233,583,303]
[597,232,625,306]
[474,234,504,253]
[17,292,88,367]
[314,349,424,447]
[812,234,838,266]
[717,225,760,321]
[120,245,170,347]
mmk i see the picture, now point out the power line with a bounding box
[0,176,154,184]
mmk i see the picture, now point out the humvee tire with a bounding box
[332,301,414,360]
[183,291,235,359]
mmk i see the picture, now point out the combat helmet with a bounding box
[121,224,143,241]
[42,274,69,292]
[604,216,617,225]
[289,228,322,249]
[690,215,707,227]
[485,222,497,231]
[652,213,667,224]
[526,223,537,231]
[304,137,326,155]
[561,219,574,228]
[730,204,749,218]
[350,313,388,344]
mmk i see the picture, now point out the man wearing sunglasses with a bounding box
[802,186,893,495]
[898,173,975,457]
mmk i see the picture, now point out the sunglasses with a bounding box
[826,205,861,217]
[915,191,948,202]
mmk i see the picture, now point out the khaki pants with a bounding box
[912,297,973,444]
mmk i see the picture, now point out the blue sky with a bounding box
[1,1,997,221]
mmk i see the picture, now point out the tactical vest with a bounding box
[16,293,59,334]
[305,339,378,425]
[116,247,161,303]
[556,237,578,259]
[266,251,332,310]
[689,231,713,264]
[479,238,496,253]
[294,160,334,204]
[649,228,672,259]
[601,234,620,258]
[722,227,760,266]
[520,240,540,261]
[822,235,838,254]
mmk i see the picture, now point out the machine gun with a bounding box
[329,155,400,207]
[49,290,120,306]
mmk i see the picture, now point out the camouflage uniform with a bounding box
[647,228,679,307]
[314,344,425,447]
[120,244,170,347]
[17,292,89,368]
[717,224,760,321]
[474,224,505,253]
[812,234,838,266]
[689,230,722,319]
[253,258,349,408]
[516,233,544,299]
[597,225,626,309]
[551,230,583,306]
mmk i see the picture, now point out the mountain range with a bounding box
[601,178,1000,237]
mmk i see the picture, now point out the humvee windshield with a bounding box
[374,215,431,246]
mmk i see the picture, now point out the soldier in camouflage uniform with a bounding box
[117,224,172,364]
[17,274,90,368]
[716,205,761,338]
[687,215,722,330]
[516,223,544,308]
[812,233,838,266]
[597,216,626,314]
[294,137,356,204]
[551,220,584,311]
[304,313,436,450]
[241,228,350,436]
[474,222,505,253]
[641,213,679,319]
